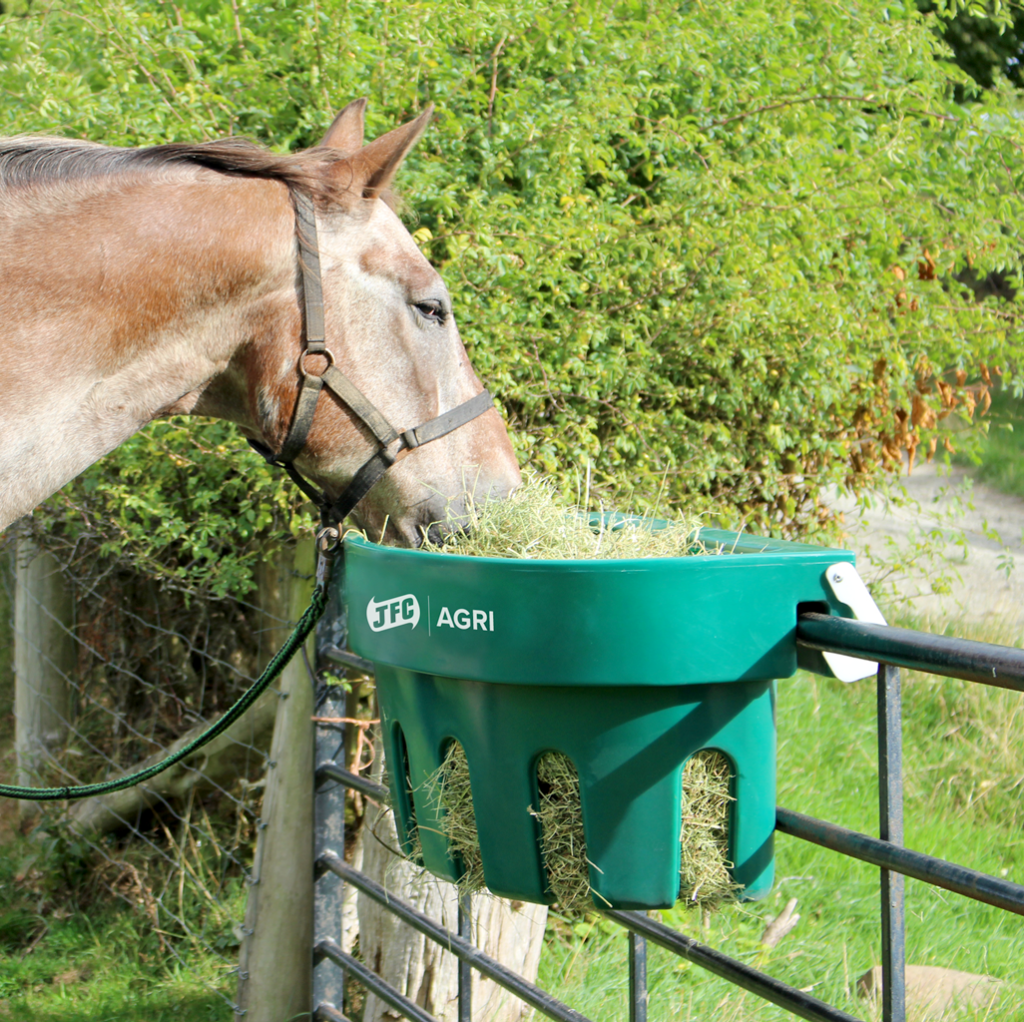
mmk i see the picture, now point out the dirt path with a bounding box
[828,461,1024,633]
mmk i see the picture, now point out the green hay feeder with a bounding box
[340,527,854,910]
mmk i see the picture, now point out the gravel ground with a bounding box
[828,460,1024,634]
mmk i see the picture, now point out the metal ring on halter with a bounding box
[299,347,336,377]
[316,525,342,554]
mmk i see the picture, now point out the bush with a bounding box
[2,0,1023,561]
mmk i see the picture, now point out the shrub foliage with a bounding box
[2,0,1023,581]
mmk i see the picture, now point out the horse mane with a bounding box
[0,135,393,205]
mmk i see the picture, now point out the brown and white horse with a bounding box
[0,100,520,543]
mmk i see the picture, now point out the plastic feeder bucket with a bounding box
[340,528,855,910]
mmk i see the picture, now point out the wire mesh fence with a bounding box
[0,525,299,1015]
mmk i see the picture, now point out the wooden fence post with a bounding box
[237,537,316,1021]
[14,534,75,820]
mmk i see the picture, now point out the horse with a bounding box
[0,99,520,544]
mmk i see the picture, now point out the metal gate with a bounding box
[310,611,1024,1022]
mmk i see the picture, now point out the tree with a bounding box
[918,1,1024,93]
[5,0,1022,544]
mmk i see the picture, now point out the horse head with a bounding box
[199,101,522,545]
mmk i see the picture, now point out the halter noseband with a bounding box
[248,191,495,529]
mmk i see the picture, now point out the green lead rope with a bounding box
[0,580,330,803]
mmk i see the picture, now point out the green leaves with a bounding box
[5,0,1024,574]
[34,420,304,599]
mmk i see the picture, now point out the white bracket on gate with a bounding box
[822,562,887,683]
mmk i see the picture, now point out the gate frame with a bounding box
[311,614,1024,1022]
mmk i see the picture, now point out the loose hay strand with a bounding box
[419,744,738,912]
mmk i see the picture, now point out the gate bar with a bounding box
[316,760,389,801]
[319,850,594,1022]
[313,695,350,1018]
[796,614,1024,692]
[314,1003,354,1022]
[628,931,647,1022]
[877,663,906,1022]
[317,938,439,1022]
[603,909,866,1022]
[775,808,1024,914]
[458,894,472,1022]
[322,644,376,675]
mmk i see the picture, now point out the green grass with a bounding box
[0,824,243,1020]
[0,934,229,1022]
[536,613,1024,1021]
[956,387,1024,498]
[0,536,252,1021]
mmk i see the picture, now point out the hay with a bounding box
[429,740,486,892]
[531,752,595,910]
[679,750,741,906]
[399,477,738,908]
[418,743,738,912]
[420,475,712,560]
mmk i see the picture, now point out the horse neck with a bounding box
[0,172,297,528]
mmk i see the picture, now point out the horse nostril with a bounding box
[422,522,448,547]
[414,501,475,548]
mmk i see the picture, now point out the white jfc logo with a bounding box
[366,594,420,632]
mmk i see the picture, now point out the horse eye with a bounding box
[414,300,445,323]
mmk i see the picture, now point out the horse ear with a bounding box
[319,97,367,153]
[347,104,433,200]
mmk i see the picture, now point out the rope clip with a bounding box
[315,526,342,587]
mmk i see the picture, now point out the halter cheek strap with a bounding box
[248,191,495,528]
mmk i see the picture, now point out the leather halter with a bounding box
[249,191,495,528]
